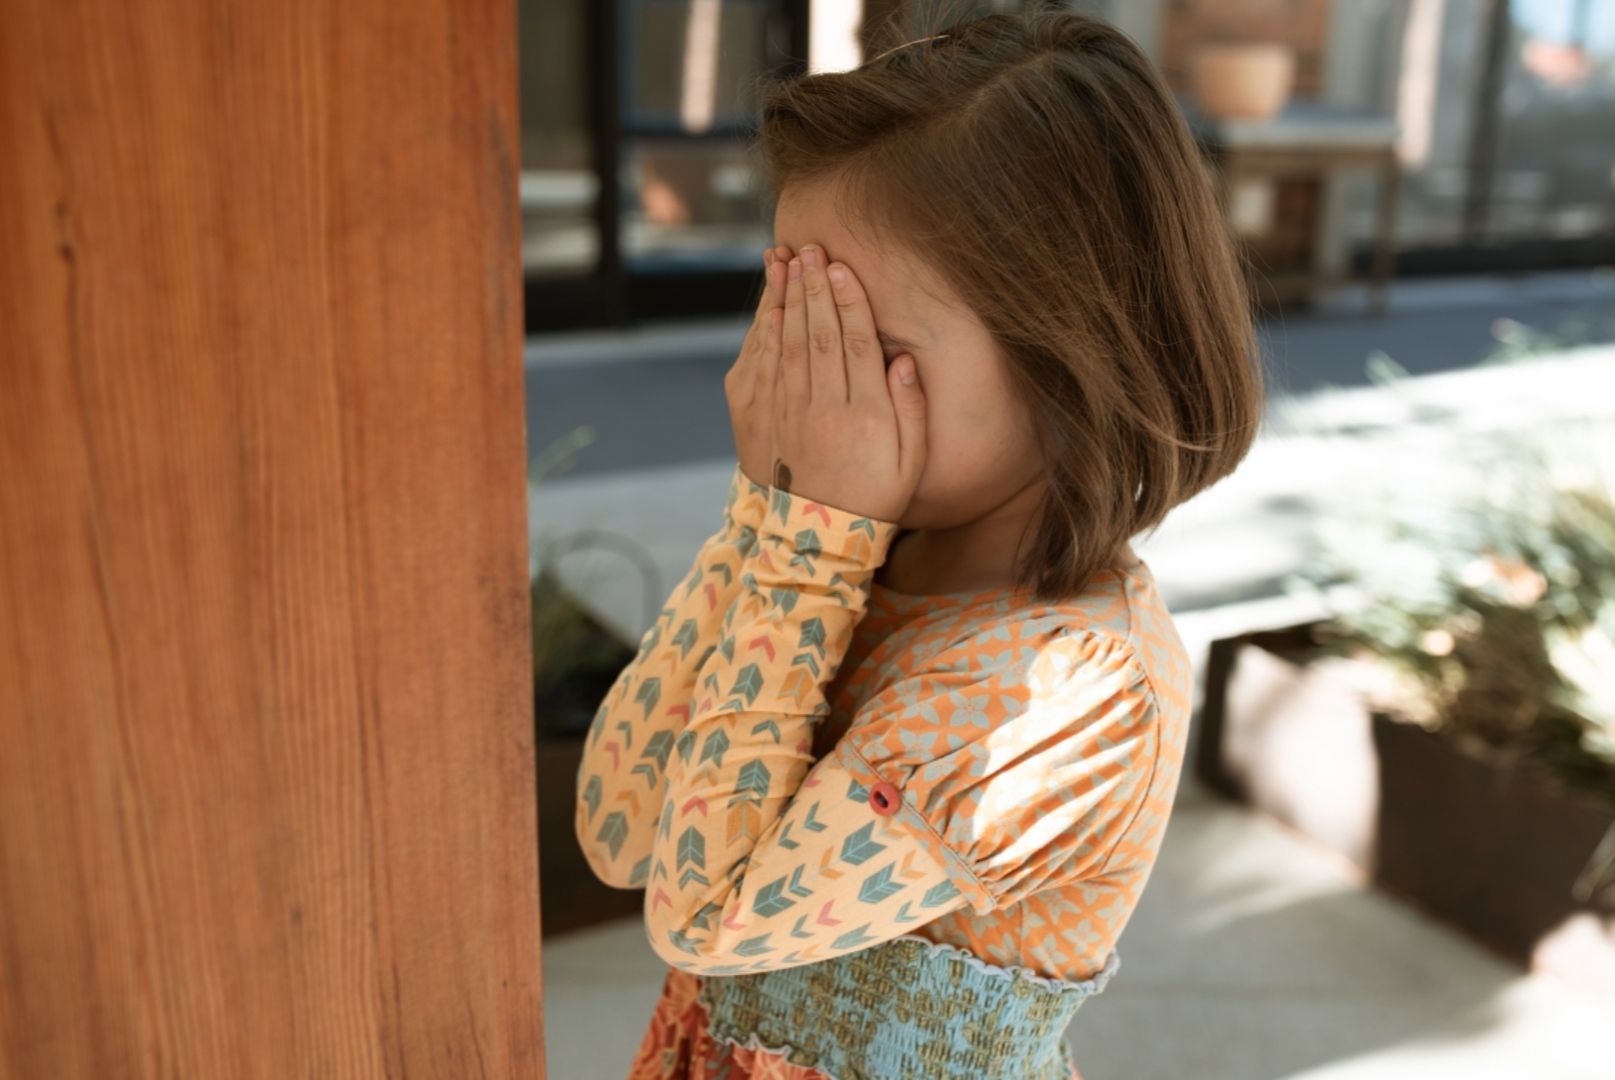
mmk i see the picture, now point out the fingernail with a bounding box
[898,357,916,385]
[801,245,818,270]
[828,263,846,287]
[788,257,802,282]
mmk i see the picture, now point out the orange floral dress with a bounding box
[576,465,1194,1079]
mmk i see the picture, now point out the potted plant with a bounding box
[527,427,656,934]
[1197,352,1615,999]
[1188,36,1296,122]
[527,426,655,740]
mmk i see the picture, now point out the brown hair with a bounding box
[749,6,1268,602]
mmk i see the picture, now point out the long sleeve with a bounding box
[575,462,771,889]
[645,522,1163,974]
[644,484,949,975]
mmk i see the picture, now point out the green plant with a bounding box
[530,569,628,707]
[526,426,661,714]
[528,427,609,704]
[1280,351,1615,809]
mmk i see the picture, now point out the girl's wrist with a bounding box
[725,461,772,532]
[759,483,901,569]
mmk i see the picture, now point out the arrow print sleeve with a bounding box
[575,463,771,889]
[643,484,939,975]
[645,487,1163,976]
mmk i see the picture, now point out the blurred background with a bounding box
[523,1,1615,1077]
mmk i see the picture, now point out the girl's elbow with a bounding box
[588,859,639,891]
[575,819,641,889]
[645,918,689,969]
[645,912,714,973]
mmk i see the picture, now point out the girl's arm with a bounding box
[575,462,771,889]
[643,483,1162,975]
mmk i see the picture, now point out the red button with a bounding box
[869,781,901,816]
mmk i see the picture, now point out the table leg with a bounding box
[1371,151,1402,316]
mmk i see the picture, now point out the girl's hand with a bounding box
[725,245,796,489]
[770,244,926,525]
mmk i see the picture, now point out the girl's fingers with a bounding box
[768,246,793,308]
[740,258,777,377]
[772,249,792,305]
[780,255,811,410]
[825,260,887,405]
[757,261,782,395]
[798,244,847,404]
[758,258,778,315]
[764,298,784,388]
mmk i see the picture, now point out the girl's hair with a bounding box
[749,7,1268,602]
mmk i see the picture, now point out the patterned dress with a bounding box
[575,464,1194,1079]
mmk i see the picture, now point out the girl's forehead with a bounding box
[773,187,964,338]
[772,203,871,263]
[774,217,934,302]
[774,183,900,266]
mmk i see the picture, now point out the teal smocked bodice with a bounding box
[694,932,1120,1079]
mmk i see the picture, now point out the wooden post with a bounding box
[0,0,544,1074]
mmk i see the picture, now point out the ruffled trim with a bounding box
[694,981,848,1080]
[886,934,1122,996]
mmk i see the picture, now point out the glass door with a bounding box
[1335,0,1615,274]
[521,0,806,333]
[520,0,599,280]
[1483,0,1615,245]
[619,0,780,273]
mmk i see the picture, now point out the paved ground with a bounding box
[529,269,1615,1079]
[541,772,1611,1080]
[524,269,1615,478]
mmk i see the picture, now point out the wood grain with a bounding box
[0,0,543,1074]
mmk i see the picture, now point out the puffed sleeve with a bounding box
[575,461,771,888]
[831,622,1162,916]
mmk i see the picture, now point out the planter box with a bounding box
[536,733,645,937]
[533,575,644,936]
[532,569,636,739]
[1196,620,1615,1001]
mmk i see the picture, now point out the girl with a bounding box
[575,9,1264,1078]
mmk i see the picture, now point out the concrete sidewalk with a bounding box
[521,268,1615,479]
[531,340,1615,771]
[542,771,1611,1080]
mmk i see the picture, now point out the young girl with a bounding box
[575,10,1263,1078]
